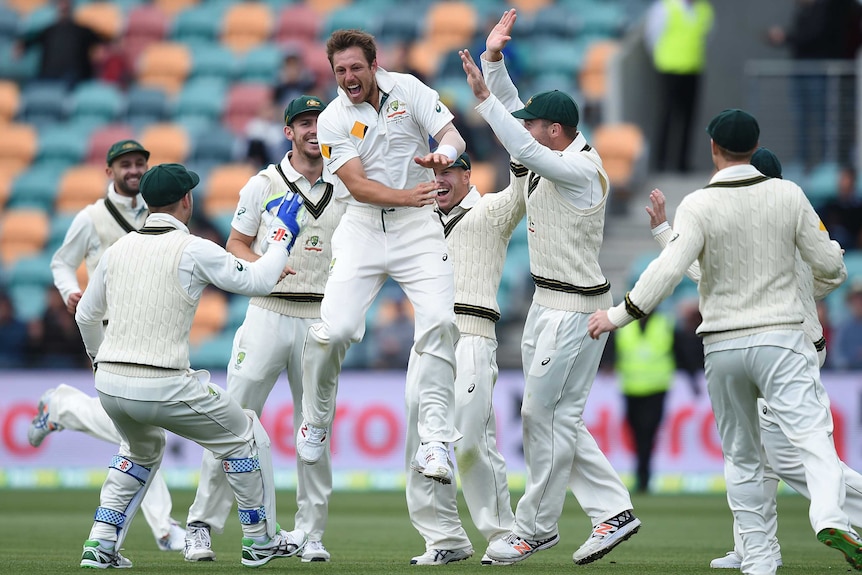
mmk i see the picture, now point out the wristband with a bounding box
[435,144,458,163]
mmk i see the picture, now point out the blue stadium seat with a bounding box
[227,295,250,329]
[805,161,840,207]
[6,252,53,289]
[70,80,125,125]
[174,77,228,127]
[377,10,420,44]
[237,44,283,84]
[21,80,68,127]
[48,212,76,252]
[189,331,235,369]
[189,41,238,83]
[126,86,170,129]
[7,165,63,211]
[36,124,90,168]
[528,4,583,39]
[0,40,39,83]
[8,282,47,322]
[321,5,381,39]
[191,124,239,165]
[171,5,222,46]
[521,38,588,78]
[0,6,20,43]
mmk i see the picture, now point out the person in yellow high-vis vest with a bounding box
[645,0,714,172]
[614,312,675,493]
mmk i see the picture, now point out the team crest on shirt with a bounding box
[208,386,220,398]
[234,351,246,371]
[305,235,323,252]
[329,257,336,274]
[386,100,409,123]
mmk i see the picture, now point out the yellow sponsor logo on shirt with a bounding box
[351,121,368,139]
[321,144,331,159]
[819,219,827,232]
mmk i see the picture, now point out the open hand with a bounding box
[645,188,667,229]
[459,49,491,101]
[486,9,517,58]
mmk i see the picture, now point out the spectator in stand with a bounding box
[817,165,862,250]
[15,0,109,88]
[0,291,29,368]
[767,0,859,168]
[833,279,862,370]
[274,48,317,112]
[245,96,289,169]
[28,288,91,369]
[370,294,415,369]
[673,296,704,386]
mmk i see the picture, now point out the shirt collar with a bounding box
[107,182,147,212]
[279,152,333,186]
[565,131,588,153]
[438,186,480,223]
[143,212,189,233]
[709,163,761,184]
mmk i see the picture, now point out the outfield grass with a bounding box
[0,488,851,574]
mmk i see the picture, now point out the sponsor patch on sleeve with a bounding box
[350,121,368,139]
[819,219,827,232]
[320,144,331,159]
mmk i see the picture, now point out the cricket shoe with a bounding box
[817,527,862,570]
[241,527,307,567]
[299,540,330,562]
[485,532,559,564]
[28,388,62,447]
[80,540,132,569]
[572,509,641,565]
[157,518,186,551]
[481,553,512,566]
[184,521,215,562]
[410,546,473,565]
[410,441,453,485]
[296,421,327,465]
[709,550,783,569]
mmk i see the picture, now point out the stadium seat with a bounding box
[0,166,15,210]
[0,122,37,177]
[139,122,190,165]
[0,6,20,43]
[579,40,620,105]
[55,165,107,213]
[70,80,125,125]
[805,161,840,206]
[35,124,89,168]
[305,0,349,15]
[237,43,282,84]
[189,41,238,82]
[378,11,420,44]
[86,123,136,166]
[48,212,75,252]
[189,330,234,368]
[191,125,239,165]
[521,38,587,78]
[0,80,20,124]
[300,40,333,88]
[221,3,272,53]
[190,287,228,345]
[6,0,49,16]
[73,2,123,39]
[174,77,228,127]
[0,38,39,83]
[576,1,627,36]
[527,3,583,39]
[6,252,53,290]
[125,86,170,128]
[0,209,50,267]
[203,164,257,216]
[171,5,221,46]
[274,4,321,45]
[227,295,250,329]
[223,82,273,134]
[152,0,199,17]
[136,41,192,96]
[592,122,646,190]
[122,4,169,59]
[424,2,477,53]
[21,80,68,127]
[509,0,552,13]
[321,5,380,38]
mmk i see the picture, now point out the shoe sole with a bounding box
[410,462,453,485]
[573,519,641,565]
[184,554,215,562]
[486,535,559,564]
[301,556,330,562]
[818,528,862,570]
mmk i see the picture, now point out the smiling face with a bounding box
[433,165,471,214]
[332,46,378,106]
[523,118,555,149]
[106,151,148,197]
[286,112,322,161]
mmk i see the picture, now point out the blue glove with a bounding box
[266,192,307,253]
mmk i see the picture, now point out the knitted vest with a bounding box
[96,228,196,369]
[526,148,613,312]
[83,198,147,276]
[250,164,346,318]
[443,182,525,339]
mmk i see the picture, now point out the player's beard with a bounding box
[114,176,138,197]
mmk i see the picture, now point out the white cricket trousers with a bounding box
[705,331,852,575]
[405,335,514,550]
[516,303,633,540]
[302,205,460,443]
[188,306,331,540]
[91,369,272,541]
[48,383,174,542]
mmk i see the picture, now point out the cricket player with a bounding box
[588,109,860,575]
[298,29,466,498]
[405,152,526,565]
[184,95,347,563]
[30,139,184,552]
[459,9,640,566]
[645,148,862,570]
[74,163,308,569]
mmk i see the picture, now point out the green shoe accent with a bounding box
[817,528,862,571]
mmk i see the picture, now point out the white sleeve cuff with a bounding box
[651,221,671,237]
[436,144,458,163]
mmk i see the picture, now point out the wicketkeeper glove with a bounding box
[266,191,307,253]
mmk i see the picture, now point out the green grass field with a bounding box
[0,489,853,574]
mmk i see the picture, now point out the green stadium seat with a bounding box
[805,161,840,207]
[0,6,20,43]
[70,80,125,125]
[48,212,76,252]
[171,5,222,45]
[189,331,235,369]
[237,44,282,84]
[6,252,53,288]
[7,165,63,211]
[36,124,90,168]
[174,77,228,126]
[321,5,381,39]
[227,295,250,329]
[378,10,420,44]
[189,41,238,82]
[8,282,47,322]
[21,81,68,127]
[191,124,238,164]
[126,86,170,129]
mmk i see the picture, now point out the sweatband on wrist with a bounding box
[435,144,458,163]
[651,221,671,236]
